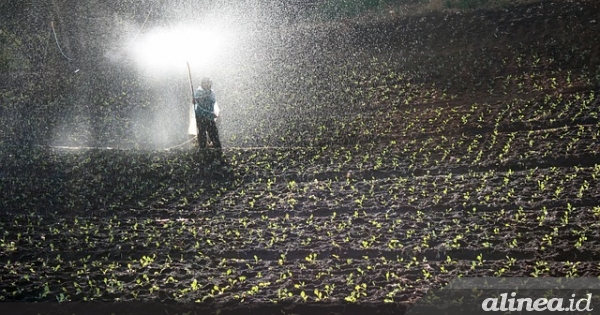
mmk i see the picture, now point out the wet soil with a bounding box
[1,1,600,314]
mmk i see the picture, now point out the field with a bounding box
[1,0,600,314]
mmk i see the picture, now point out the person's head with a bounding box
[200,77,212,90]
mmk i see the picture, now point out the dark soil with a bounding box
[1,1,600,314]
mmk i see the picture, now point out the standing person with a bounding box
[194,77,221,150]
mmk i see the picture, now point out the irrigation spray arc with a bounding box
[125,21,243,150]
[45,3,298,151]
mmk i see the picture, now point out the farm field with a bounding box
[1,0,600,314]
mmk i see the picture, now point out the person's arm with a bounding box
[214,101,220,118]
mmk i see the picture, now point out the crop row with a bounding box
[2,119,599,216]
[2,198,600,303]
[4,204,600,256]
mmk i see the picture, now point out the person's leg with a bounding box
[196,118,208,148]
[207,120,221,148]
[206,120,224,163]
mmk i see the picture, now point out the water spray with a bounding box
[128,23,237,147]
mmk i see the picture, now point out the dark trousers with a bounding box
[196,117,221,149]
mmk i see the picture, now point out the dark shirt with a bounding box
[194,89,216,120]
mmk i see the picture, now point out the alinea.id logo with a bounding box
[482,292,593,312]
[405,278,600,315]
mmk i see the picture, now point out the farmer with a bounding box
[194,77,221,150]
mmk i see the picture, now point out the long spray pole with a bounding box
[187,61,195,103]
[186,61,197,135]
